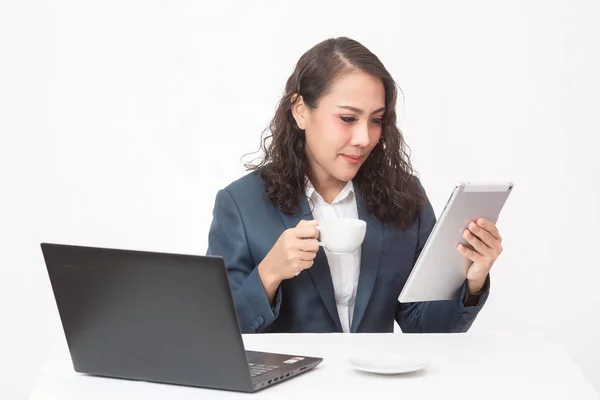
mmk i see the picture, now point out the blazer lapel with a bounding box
[351,191,384,332]
[277,196,343,332]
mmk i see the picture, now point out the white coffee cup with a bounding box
[316,218,367,254]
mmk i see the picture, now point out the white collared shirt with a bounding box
[305,180,361,333]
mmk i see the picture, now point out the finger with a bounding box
[467,222,496,249]
[294,248,317,262]
[463,229,490,255]
[296,219,319,228]
[457,243,485,265]
[476,218,501,241]
[294,225,319,239]
[294,259,313,273]
[296,239,320,253]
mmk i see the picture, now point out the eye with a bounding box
[372,118,384,125]
[340,116,357,124]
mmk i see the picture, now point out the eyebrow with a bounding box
[337,105,386,115]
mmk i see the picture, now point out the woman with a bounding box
[206,37,502,334]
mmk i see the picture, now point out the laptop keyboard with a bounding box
[248,363,279,378]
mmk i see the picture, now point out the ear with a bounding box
[290,93,308,130]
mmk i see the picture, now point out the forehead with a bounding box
[318,71,385,112]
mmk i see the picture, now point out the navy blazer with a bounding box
[206,170,490,334]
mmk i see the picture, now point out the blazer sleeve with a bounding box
[395,186,491,333]
[206,188,282,333]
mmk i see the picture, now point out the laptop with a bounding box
[40,242,323,393]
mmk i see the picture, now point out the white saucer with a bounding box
[348,353,429,375]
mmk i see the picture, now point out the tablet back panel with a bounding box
[399,182,513,302]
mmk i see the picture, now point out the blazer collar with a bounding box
[351,188,383,332]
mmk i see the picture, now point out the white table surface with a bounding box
[29,332,598,399]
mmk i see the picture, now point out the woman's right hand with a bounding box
[258,220,320,301]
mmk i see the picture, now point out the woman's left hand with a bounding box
[457,217,503,294]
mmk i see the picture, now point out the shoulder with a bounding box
[410,175,436,230]
[211,168,280,222]
[408,174,430,205]
[409,174,427,195]
[213,169,271,213]
[221,169,266,200]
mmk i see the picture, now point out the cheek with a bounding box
[306,118,346,154]
[369,125,382,146]
[329,117,354,142]
[308,116,352,148]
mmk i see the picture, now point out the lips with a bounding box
[341,154,362,164]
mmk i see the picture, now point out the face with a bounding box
[292,71,385,189]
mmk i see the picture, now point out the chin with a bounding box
[333,161,364,181]
[333,168,359,183]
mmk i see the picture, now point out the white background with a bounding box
[1,0,599,398]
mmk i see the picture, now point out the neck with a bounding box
[305,151,348,204]
[311,173,347,204]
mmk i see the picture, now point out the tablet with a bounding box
[398,181,514,303]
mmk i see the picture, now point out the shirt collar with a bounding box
[305,178,355,204]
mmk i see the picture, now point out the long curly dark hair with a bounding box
[245,37,426,230]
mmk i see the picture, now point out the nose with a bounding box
[350,123,370,147]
